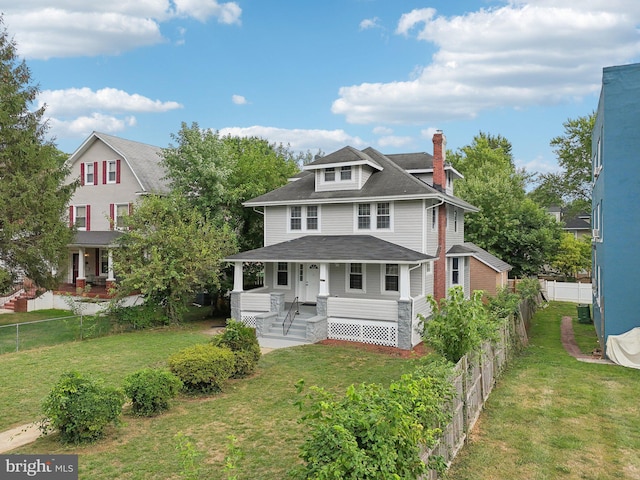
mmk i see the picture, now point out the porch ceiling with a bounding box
[225,235,434,264]
[68,231,122,247]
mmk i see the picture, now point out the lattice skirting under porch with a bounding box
[328,318,398,347]
[240,312,260,328]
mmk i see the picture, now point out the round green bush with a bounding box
[210,319,261,378]
[168,344,235,393]
[123,368,183,416]
[41,371,125,444]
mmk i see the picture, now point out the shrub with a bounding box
[211,319,261,378]
[487,286,520,319]
[41,371,125,444]
[168,344,235,393]
[516,277,542,310]
[294,356,454,479]
[420,286,501,363]
[108,300,167,330]
[123,368,183,416]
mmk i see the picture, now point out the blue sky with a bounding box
[2,1,640,177]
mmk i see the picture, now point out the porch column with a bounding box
[76,247,86,288]
[233,261,244,292]
[106,249,116,292]
[400,264,410,300]
[319,263,329,296]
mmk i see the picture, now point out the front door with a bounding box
[72,253,79,285]
[301,264,320,304]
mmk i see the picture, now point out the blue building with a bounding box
[592,62,640,355]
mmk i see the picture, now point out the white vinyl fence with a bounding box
[543,280,592,304]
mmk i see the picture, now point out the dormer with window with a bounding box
[303,146,383,193]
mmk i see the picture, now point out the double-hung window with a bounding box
[115,204,130,229]
[451,257,460,285]
[356,202,392,230]
[341,166,352,180]
[349,263,364,290]
[357,204,371,229]
[377,202,390,229]
[289,206,319,232]
[75,206,87,230]
[85,163,94,185]
[107,160,117,183]
[384,264,399,292]
[324,168,335,182]
[277,262,289,286]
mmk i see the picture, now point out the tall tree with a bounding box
[531,112,595,214]
[551,233,592,281]
[451,133,562,277]
[0,18,77,290]
[112,194,237,323]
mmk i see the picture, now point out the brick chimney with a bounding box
[432,130,447,301]
[432,130,446,191]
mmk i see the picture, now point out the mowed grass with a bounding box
[3,324,418,479]
[446,302,640,480]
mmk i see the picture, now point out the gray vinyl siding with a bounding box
[315,169,360,192]
[410,265,423,298]
[264,262,295,301]
[446,206,465,249]
[68,141,142,231]
[264,206,288,246]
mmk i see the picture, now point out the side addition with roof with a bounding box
[64,132,167,290]
[226,132,479,349]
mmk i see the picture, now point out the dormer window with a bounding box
[324,168,335,182]
[341,166,352,180]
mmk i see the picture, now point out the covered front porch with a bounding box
[225,235,435,350]
[66,231,122,292]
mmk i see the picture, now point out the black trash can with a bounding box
[577,304,591,324]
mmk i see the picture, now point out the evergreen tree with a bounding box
[0,18,77,290]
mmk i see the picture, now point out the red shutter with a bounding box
[109,203,115,230]
[80,163,85,186]
[69,206,74,228]
[116,159,121,184]
[93,161,98,185]
[102,161,107,184]
[86,205,91,231]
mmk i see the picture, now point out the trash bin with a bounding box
[577,304,591,324]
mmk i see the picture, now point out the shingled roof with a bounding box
[446,242,512,273]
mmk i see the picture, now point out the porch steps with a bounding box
[262,317,308,342]
[1,288,37,311]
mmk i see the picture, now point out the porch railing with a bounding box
[283,297,299,336]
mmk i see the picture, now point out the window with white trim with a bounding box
[348,263,365,291]
[277,262,289,286]
[341,166,352,180]
[115,203,130,230]
[453,209,458,233]
[84,163,94,185]
[74,206,87,230]
[289,205,319,232]
[451,257,460,285]
[107,160,117,183]
[100,249,109,275]
[324,167,335,182]
[356,202,392,230]
[431,207,437,230]
[384,264,399,292]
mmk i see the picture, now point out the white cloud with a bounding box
[48,113,137,139]
[376,135,413,148]
[333,2,640,124]
[0,0,241,59]
[372,126,393,135]
[217,126,366,153]
[516,154,562,175]
[38,87,183,115]
[359,17,381,30]
[231,94,248,105]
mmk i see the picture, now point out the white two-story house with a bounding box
[65,132,167,292]
[226,132,479,349]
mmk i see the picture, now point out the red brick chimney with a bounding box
[432,130,447,301]
[432,130,446,191]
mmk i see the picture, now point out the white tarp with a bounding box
[606,327,640,369]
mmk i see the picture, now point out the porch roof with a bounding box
[225,235,434,264]
[68,231,122,247]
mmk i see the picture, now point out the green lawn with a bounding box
[446,302,640,480]
[3,326,418,479]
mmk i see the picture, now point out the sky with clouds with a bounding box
[2,0,639,175]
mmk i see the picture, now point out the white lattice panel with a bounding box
[240,312,259,328]
[328,318,398,347]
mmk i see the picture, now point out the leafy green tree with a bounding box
[451,133,562,277]
[551,233,592,280]
[111,194,237,323]
[531,112,595,215]
[0,18,77,289]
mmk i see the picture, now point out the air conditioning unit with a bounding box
[592,228,600,239]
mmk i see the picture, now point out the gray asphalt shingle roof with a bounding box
[225,235,434,263]
[452,242,512,273]
[245,146,477,211]
[70,231,122,247]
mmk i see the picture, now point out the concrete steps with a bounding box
[262,316,308,342]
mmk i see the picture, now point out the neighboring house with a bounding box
[547,206,591,239]
[225,132,480,349]
[65,132,167,291]
[592,62,640,355]
[456,242,511,297]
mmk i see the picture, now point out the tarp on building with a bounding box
[606,327,640,369]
